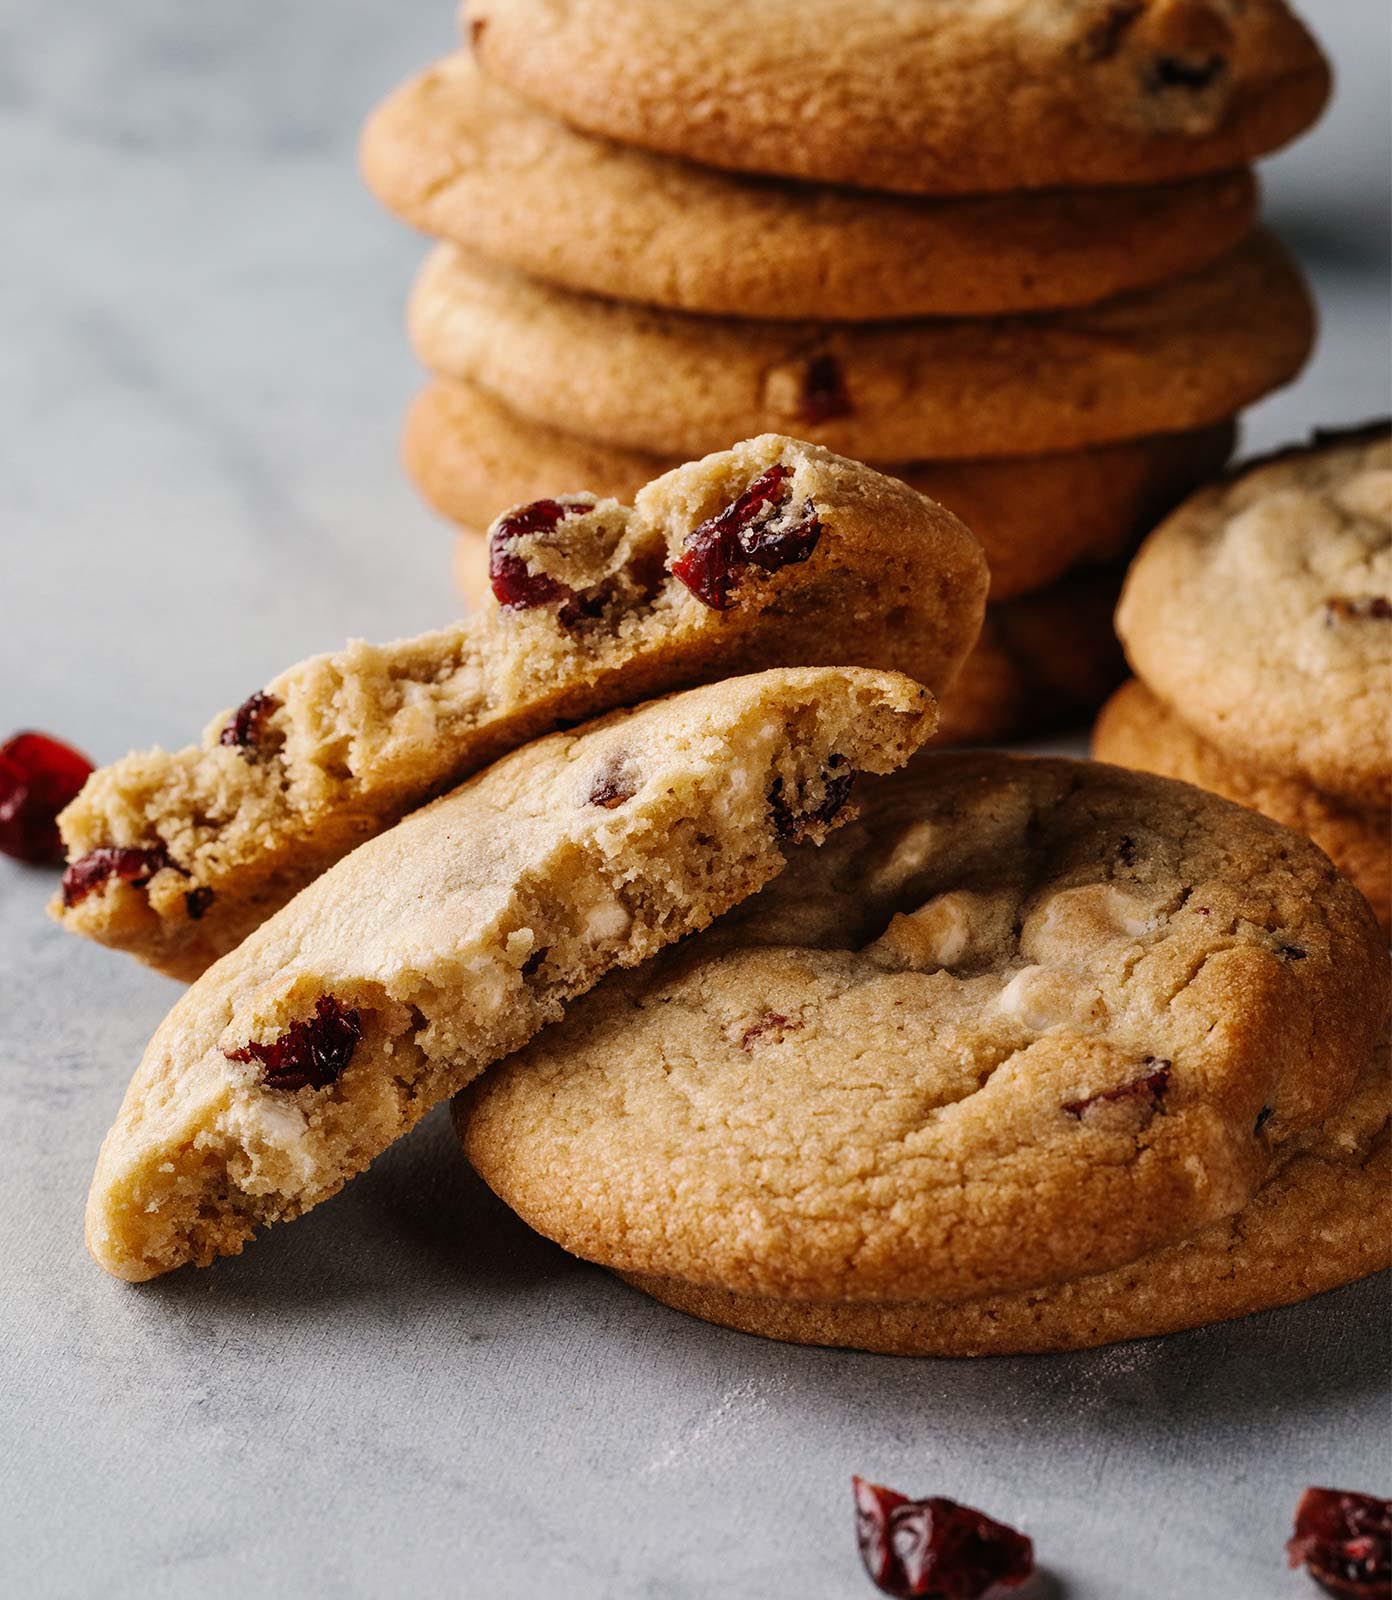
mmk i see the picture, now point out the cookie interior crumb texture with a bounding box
[55,436,985,978]
[84,667,936,1282]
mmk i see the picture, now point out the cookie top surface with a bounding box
[1116,424,1392,804]
[85,666,935,1281]
[408,378,1233,603]
[458,754,1388,1306]
[408,234,1313,460]
[55,436,985,978]
[363,52,1259,319]
[467,0,1328,195]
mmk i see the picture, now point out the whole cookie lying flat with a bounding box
[410,378,1235,603]
[56,437,985,978]
[408,235,1311,460]
[1095,679,1391,935]
[85,667,935,1281]
[623,1039,1390,1355]
[467,0,1328,195]
[458,756,1388,1318]
[1116,423,1392,805]
[364,52,1259,319]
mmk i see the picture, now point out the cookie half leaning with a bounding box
[456,754,1389,1354]
[55,437,986,979]
[363,51,1260,320]
[85,666,936,1281]
[408,233,1311,461]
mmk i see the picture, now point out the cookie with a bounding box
[456,755,1388,1339]
[55,437,986,978]
[84,666,936,1282]
[409,378,1236,602]
[621,1038,1390,1355]
[466,0,1328,196]
[1116,423,1392,806]
[1094,679,1391,936]
[363,52,1260,320]
[407,234,1312,460]
[932,567,1128,746]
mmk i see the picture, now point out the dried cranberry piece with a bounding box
[220,690,282,757]
[1325,596,1392,625]
[853,1477,1035,1599]
[769,755,852,843]
[61,844,178,908]
[800,353,853,424]
[1288,1488,1392,1598]
[224,995,363,1093]
[738,1012,800,1050]
[185,886,215,921]
[588,754,637,810]
[1063,1058,1171,1120]
[671,465,823,611]
[489,498,591,611]
[0,731,94,865]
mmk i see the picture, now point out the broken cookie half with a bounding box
[54,435,986,979]
[85,666,935,1280]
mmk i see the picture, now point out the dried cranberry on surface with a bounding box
[800,353,853,424]
[0,731,94,865]
[61,844,177,908]
[1324,595,1392,625]
[220,690,282,757]
[769,755,852,843]
[671,465,823,610]
[224,995,363,1093]
[1062,1058,1171,1120]
[488,498,591,610]
[853,1477,1034,1599]
[1288,1487,1391,1598]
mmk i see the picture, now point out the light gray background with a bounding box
[1,4,1388,1596]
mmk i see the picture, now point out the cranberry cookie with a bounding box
[466,0,1328,195]
[1116,423,1392,806]
[55,437,986,979]
[364,52,1259,320]
[456,755,1388,1353]
[85,667,935,1281]
[412,378,1235,604]
[1095,679,1391,936]
[407,234,1311,460]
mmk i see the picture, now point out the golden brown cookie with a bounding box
[57,438,985,978]
[1094,679,1391,935]
[363,52,1260,319]
[1117,423,1392,807]
[456,755,1388,1349]
[85,667,936,1281]
[409,378,1235,602]
[467,0,1328,196]
[407,234,1312,460]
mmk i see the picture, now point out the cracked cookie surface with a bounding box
[364,52,1259,319]
[407,234,1312,460]
[1116,423,1392,805]
[466,0,1328,195]
[55,436,984,978]
[457,755,1388,1312]
[85,667,935,1282]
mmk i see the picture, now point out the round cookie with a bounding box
[1094,679,1391,935]
[621,1039,1390,1355]
[457,755,1389,1328]
[364,52,1261,320]
[1116,423,1392,806]
[466,0,1328,196]
[408,378,1236,602]
[407,234,1312,460]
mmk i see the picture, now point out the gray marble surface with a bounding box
[2,3,1389,1596]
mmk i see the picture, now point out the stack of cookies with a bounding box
[1096,423,1392,935]
[362,0,1330,743]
